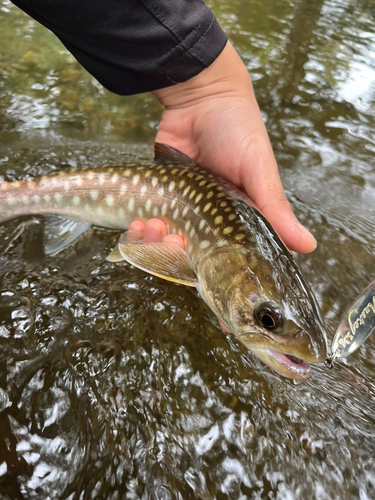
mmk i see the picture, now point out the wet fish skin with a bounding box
[0,143,327,379]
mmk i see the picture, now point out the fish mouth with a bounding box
[250,347,312,380]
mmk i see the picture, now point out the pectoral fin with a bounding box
[44,215,91,255]
[116,241,197,286]
[106,248,125,262]
[106,229,143,262]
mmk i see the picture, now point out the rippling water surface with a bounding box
[0,0,375,498]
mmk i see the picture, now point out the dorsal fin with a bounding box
[153,143,198,166]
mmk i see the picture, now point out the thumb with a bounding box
[258,195,317,254]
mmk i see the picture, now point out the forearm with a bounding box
[11,0,227,95]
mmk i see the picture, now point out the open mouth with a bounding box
[251,347,311,380]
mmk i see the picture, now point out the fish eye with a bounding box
[254,302,283,331]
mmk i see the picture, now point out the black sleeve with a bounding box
[11,0,228,95]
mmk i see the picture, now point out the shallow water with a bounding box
[0,0,375,498]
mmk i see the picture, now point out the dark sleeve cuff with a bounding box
[11,0,228,95]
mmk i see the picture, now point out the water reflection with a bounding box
[1,0,375,498]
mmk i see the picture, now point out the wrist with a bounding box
[153,42,254,110]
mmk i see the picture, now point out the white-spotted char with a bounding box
[0,143,327,380]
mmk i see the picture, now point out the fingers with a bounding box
[142,218,167,243]
[163,234,185,246]
[260,201,317,254]
[128,219,185,249]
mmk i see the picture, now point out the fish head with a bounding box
[197,242,327,381]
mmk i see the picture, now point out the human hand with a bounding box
[131,41,316,254]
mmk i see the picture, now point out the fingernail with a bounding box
[297,222,317,245]
[145,226,163,243]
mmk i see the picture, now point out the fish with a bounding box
[0,143,327,380]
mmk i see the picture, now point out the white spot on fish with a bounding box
[182,206,189,217]
[207,191,213,199]
[173,208,179,219]
[203,202,212,213]
[133,175,140,186]
[199,220,205,231]
[214,215,222,224]
[128,198,135,212]
[75,176,83,187]
[151,177,158,188]
[162,175,168,182]
[90,190,98,201]
[111,173,118,183]
[124,169,131,177]
[99,174,106,186]
[33,195,40,204]
[195,193,203,203]
[183,186,191,197]
[228,214,236,221]
[171,199,177,209]
[189,190,196,200]
[223,226,234,235]
[137,208,143,217]
[84,204,90,212]
[73,196,80,206]
[211,208,218,216]
[190,228,195,238]
[179,180,185,189]
[157,187,164,196]
[204,226,210,234]
[152,206,158,217]
[185,220,191,231]
[161,203,167,216]
[54,193,62,204]
[200,240,210,249]
[120,184,127,194]
[145,199,151,212]
[97,206,103,215]
[106,195,114,207]
[188,244,193,253]
[43,194,51,203]
[168,181,175,192]
[7,196,14,205]
[140,185,147,196]
[234,234,246,241]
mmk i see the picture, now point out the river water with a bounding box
[0,0,375,498]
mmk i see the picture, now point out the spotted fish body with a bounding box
[0,143,327,379]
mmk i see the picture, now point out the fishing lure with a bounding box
[326,280,375,368]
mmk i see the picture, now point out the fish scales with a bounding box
[0,143,327,380]
[0,161,248,259]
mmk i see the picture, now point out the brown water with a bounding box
[0,0,375,498]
